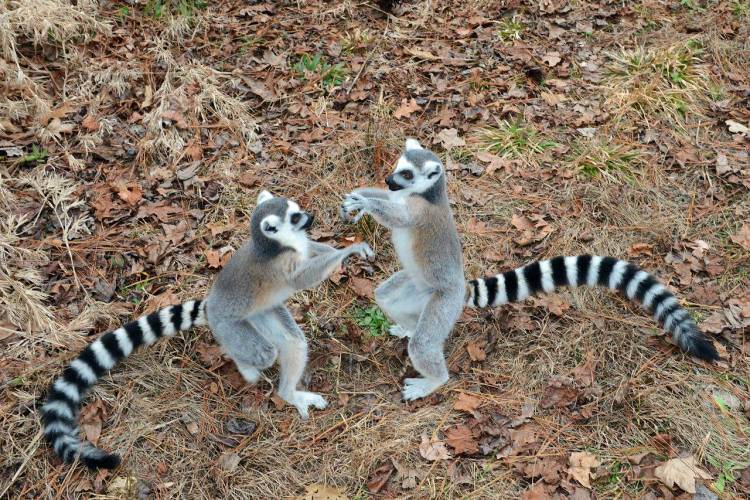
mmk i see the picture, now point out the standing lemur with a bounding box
[42,190,373,470]
[342,139,718,401]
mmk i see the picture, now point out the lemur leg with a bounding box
[264,307,327,419]
[212,317,278,383]
[375,271,430,338]
[403,289,464,401]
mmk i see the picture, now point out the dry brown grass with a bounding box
[1,1,749,498]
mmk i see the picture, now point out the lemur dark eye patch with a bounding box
[264,223,278,233]
[290,213,301,224]
[427,171,439,179]
[400,170,414,180]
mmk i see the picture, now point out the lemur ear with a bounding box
[404,138,423,151]
[425,161,442,179]
[257,190,274,205]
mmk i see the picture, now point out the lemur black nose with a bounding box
[301,213,314,230]
[385,175,402,191]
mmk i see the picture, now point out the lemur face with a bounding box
[385,139,443,195]
[254,191,314,249]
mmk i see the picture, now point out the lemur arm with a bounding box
[307,241,338,256]
[289,243,372,290]
[343,192,415,228]
[351,187,392,200]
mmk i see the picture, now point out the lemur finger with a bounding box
[359,242,375,259]
[351,209,366,223]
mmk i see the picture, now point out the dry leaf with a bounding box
[367,462,394,494]
[349,276,375,299]
[453,392,481,413]
[217,451,241,472]
[405,47,438,60]
[445,424,479,455]
[466,340,486,361]
[205,249,222,269]
[542,51,562,67]
[726,119,750,138]
[540,376,580,408]
[82,114,100,132]
[394,98,420,119]
[571,352,597,387]
[521,483,555,500]
[115,183,142,205]
[654,456,711,494]
[535,295,570,316]
[568,451,601,488]
[435,128,466,150]
[730,224,750,251]
[297,483,349,500]
[419,433,450,461]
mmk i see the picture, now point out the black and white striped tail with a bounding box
[41,299,207,470]
[466,256,718,362]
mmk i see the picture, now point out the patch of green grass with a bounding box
[679,0,704,11]
[731,0,750,16]
[144,0,207,20]
[352,305,390,337]
[569,141,640,180]
[707,457,746,494]
[117,6,130,20]
[293,53,347,89]
[496,17,523,41]
[21,145,48,165]
[478,120,558,158]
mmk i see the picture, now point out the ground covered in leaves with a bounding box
[2,0,750,498]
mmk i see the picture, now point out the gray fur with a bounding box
[342,139,464,400]
[206,192,373,417]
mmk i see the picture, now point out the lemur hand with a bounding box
[341,192,368,223]
[349,242,375,260]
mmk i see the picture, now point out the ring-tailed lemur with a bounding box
[342,139,718,401]
[42,190,374,470]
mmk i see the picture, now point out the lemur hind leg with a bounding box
[403,289,464,401]
[374,271,431,338]
[264,307,327,419]
[212,317,278,382]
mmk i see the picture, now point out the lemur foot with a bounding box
[282,391,328,419]
[237,365,261,384]
[402,377,446,401]
[389,325,413,338]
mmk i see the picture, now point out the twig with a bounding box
[0,430,42,498]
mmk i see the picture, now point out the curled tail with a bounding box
[41,299,208,470]
[466,255,718,362]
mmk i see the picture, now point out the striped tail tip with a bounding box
[675,324,720,362]
[80,448,121,470]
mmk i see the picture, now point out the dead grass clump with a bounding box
[567,138,644,182]
[0,0,109,72]
[0,173,53,334]
[604,40,710,130]
[138,64,259,164]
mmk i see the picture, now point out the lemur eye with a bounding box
[400,170,414,180]
[290,213,301,224]
[427,170,439,179]
[264,224,278,233]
